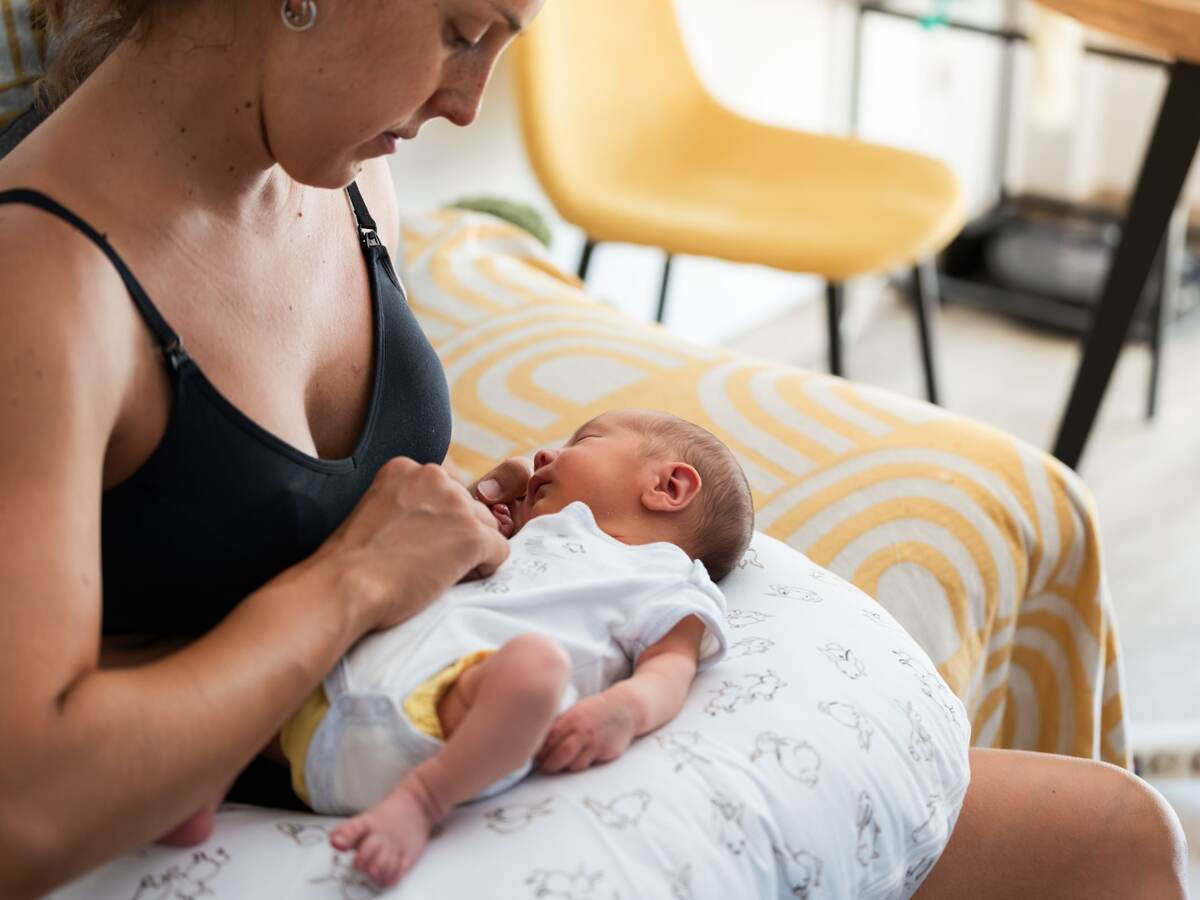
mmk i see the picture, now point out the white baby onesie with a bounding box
[303,501,730,815]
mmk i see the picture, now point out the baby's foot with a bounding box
[329,776,442,887]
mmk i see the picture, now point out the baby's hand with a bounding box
[488,502,516,538]
[535,693,637,773]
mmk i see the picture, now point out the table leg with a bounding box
[1146,206,1188,420]
[1052,61,1200,469]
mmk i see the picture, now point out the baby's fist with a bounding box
[535,693,637,774]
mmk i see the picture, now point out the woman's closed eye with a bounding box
[443,21,483,52]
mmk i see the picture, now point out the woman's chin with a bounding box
[271,149,368,191]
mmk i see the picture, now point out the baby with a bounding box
[175,409,755,887]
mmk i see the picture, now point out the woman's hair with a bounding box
[32,0,155,111]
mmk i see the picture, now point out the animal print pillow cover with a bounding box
[51,533,970,900]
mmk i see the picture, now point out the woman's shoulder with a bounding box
[0,175,143,426]
[0,182,135,326]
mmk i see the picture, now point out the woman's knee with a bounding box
[1104,764,1190,898]
[916,749,1189,900]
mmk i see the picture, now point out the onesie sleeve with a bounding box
[614,560,730,671]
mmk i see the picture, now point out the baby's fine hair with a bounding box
[637,413,754,582]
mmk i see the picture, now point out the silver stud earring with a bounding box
[281,0,317,31]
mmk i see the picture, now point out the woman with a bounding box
[0,1,1187,897]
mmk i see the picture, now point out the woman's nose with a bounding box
[433,54,496,127]
[533,448,558,469]
[430,89,481,127]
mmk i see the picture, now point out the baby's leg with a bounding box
[330,634,571,886]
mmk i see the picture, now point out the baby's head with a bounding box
[511,409,754,581]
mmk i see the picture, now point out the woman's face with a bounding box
[262,0,544,187]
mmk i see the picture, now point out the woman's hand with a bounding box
[472,457,533,537]
[445,456,534,538]
[315,458,510,632]
[535,692,638,773]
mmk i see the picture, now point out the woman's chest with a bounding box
[104,212,378,487]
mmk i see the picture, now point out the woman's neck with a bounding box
[51,2,303,222]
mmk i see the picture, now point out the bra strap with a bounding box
[0,189,186,367]
[345,182,381,248]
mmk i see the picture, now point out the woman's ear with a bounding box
[642,462,702,512]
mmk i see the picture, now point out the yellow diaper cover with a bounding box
[280,650,493,808]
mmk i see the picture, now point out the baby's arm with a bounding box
[536,615,706,773]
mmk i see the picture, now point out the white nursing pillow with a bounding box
[55,534,970,900]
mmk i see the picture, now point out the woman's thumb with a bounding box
[472,457,532,502]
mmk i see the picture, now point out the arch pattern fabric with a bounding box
[400,209,1128,768]
[0,0,42,127]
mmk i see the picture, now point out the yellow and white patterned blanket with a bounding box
[400,209,1128,768]
[0,0,41,128]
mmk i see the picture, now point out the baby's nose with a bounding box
[533,448,558,469]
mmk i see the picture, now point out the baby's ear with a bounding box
[642,462,701,512]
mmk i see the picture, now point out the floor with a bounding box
[723,285,1200,891]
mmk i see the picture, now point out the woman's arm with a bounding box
[536,616,705,773]
[0,220,508,898]
[0,226,367,895]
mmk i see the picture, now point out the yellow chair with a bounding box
[511,0,965,403]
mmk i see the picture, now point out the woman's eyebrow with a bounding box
[488,2,523,33]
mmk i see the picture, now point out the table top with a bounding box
[1033,0,1200,62]
[859,0,1197,63]
[859,0,1023,32]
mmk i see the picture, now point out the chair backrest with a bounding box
[511,0,718,216]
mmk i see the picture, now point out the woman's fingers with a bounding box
[440,458,473,487]
[466,522,509,580]
[326,458,511,629]
[470,457,532,504]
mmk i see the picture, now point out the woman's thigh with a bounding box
[914,748,1189,900]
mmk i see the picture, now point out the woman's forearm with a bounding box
[1,557,374,899]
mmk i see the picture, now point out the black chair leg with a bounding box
[910,259,942,405]
[655,254,674,324]
[825,281,845,377]
[1053,60,1200,468]
[577,238,596,282]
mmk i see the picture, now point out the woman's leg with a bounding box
[915,748,1189,900]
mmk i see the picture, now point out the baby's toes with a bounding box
[373,845,407,888]
[330,816,371,851]
[355,831,392,877]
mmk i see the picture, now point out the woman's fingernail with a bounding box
[478,478,501,500]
